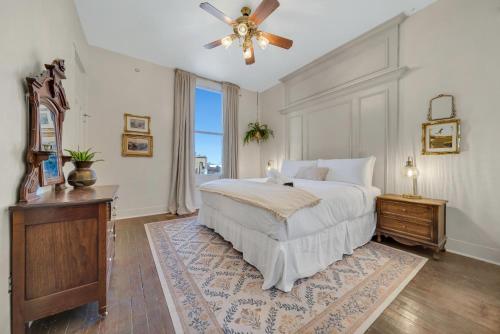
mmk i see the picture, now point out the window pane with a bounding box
[195,88,223,133]
[195,133,222,175]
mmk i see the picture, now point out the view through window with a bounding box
[194,87,223,177]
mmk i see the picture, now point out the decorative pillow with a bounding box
[266,168,292,185]
[280,160,316,178]
[294,166,329,181]
[317,156,376,187]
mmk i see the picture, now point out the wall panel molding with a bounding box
[280,14,407,192]
[279,67,407,115]
[280,13,407,107]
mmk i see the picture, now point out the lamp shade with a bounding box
[402,157,419,178]
[402,156,422,199]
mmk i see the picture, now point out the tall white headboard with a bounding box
[279,14,408,193]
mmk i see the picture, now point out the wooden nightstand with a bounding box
[376,194,447,260]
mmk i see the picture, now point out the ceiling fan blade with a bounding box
[261,32,293,49]
[203,39,223,49]
[250,0,280,25]
[200,2,235,25]
[245,46,255,65]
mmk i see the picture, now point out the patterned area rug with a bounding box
[145,218,426,334]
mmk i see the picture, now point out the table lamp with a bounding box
[402,156,422,199]
[267,160,274,171]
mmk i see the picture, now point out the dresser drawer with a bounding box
[379,215,432,241]
[380,200,433,222]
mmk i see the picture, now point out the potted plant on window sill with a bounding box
[64,148,104,187]
[243,122,274,144]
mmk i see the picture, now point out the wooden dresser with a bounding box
[9,185,118,334]
[376,194,447,260]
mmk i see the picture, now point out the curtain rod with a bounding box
[196,74,242,96]
[176,68,241,92]
[196,73,223,85]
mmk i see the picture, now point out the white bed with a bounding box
[198,164,381,291]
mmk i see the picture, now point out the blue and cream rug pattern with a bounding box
[145,217,426,334]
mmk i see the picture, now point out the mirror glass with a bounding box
[39,104,60,182]
[431,95,454,120]
[40,104,57,151]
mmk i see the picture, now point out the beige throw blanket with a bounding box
[199,179,321,221]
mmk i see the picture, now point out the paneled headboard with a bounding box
[279,14,408,193]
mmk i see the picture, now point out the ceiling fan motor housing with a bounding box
[234,10,257,40]
[240,6,252,16]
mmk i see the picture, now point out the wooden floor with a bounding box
[30,214,500,334]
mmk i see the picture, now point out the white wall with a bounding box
[260,0,500,264]
[238,89,261,178]
[395,0,500,264]
[87,46,259,218]
[86,46,175,218]
[259,85,286,176]
[0,1,89,332]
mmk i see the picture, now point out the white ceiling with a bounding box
[74,0,435,92]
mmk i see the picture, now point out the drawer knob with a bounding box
[108,257,112,262]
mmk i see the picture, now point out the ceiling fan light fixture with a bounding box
[237,23,248,36]
[256,36,269,50]
[221,36,233,48]
[243,48,252,59]
[200,1,293,65]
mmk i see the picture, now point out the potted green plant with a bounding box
[243,122,274,144]
[64,148,103,187]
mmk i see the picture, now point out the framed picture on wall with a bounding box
[124,113,151,134]
[122,134,153,157]
[422,118,461,155]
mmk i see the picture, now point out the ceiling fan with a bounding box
[200,0,293,65]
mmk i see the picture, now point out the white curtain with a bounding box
[222,82,240,179]
[168,69,197,214]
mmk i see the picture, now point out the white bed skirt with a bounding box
[198,205,376,292]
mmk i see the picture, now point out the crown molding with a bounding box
[280,66,408,115]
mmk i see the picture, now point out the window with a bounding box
[194,87,223,178]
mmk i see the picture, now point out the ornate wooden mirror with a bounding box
[19,59,71,202]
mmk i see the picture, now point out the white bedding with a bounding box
[197,178,381,291]
[200,178,380,241]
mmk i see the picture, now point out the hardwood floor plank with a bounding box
[372,305,433,334]
[393,292,495,334]
[130,293,149,334]
[30,214,500,334]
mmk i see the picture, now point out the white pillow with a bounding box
[280,160,316,178]
[317,156,376,187]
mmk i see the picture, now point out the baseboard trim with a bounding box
[447,238,500,266]
[116,205,169,220]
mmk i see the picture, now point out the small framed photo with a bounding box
[122,134,153,157]
[124,113,151,134]
[422,118,461,155]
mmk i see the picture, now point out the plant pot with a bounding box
[67,161,97,188]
